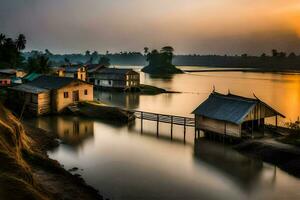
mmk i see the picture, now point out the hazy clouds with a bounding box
[1,0,300,54]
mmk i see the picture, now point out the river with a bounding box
[27,67,300,200]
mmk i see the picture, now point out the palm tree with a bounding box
[272,49,278,57]
[161,46,174,64]
[15,34,26,51]
[144,47,149,55]
[98,56,110,67]
[0,33,5,45]
[85,50,90,56]
[64,57,71,65]
[27,55,51,73]
[161,46,174,54]
[4,38,15,47]
[39,55,51,73]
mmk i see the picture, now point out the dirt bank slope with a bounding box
[0,104,103,200]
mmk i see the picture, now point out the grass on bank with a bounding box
[276,119,300,146]
[0,104,49,200]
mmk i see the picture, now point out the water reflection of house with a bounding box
[9,75,93,115]
[193,92,285,138]
[194,139,263,188]
[95,91,140,109]
[34,116,94,148]
[56,117,94,146]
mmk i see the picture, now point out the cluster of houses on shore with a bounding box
[0,69,27,86]
[1,64,140,116]
[1,63,286,140]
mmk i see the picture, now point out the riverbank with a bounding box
[142,64,183,74]
[0,105,104,200]
[138,84,179,95]
[76,101,135,122]
[235,138,300,178]
[24,124,104,200]
[95,84,179,95]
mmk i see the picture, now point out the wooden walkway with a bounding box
[127,110,195,141]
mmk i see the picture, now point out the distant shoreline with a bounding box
[183,68,300,74]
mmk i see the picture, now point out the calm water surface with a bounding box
[28,68,300,200]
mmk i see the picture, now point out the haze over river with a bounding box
[27,67,300,200]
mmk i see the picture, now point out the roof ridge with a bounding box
[212,92,257,103]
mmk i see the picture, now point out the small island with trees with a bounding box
[142,46,183,74]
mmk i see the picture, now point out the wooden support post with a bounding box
[224,123,227,143]
[141,112,143,133]
[184,118,186,140]
[251,120,254,139]
[194,117,197,140]
[171,116,173,140]
[275,115,278,129]
[156,114,159,137]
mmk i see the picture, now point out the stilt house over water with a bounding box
[192,92,285,138]
[9,75,93,116]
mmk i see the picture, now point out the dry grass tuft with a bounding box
[0,104,48,200]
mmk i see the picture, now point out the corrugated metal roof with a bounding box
[192,92,259,124]
[96,68,137,75]
[0,69,16,75]
[86,64,105,73]
[11,84,49,94]
[65,66,85,73]
[23,73,41,81]
[28,75,76,90]
[11,75,91,93]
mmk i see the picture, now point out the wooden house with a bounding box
[9,75,93,116]
[0,69,16,87]
[58,65,87,81]
[91,68,140,90]
[86,64,105,83]
[0,69,27,86]
[192,92,285,138]
[16,69,27,78]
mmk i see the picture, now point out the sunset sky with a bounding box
[1,0,300,54]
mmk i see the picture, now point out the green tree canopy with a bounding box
[15,34,26,51]
[27,55,51,73]
[98,56,110,67]
[0,33,26,68]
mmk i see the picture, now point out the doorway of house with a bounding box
[72,90,79,103]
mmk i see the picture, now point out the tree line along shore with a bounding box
[20,49,300,71]
[1,33,299,71]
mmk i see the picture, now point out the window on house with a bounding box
[64,92,69,98]
[84,89,88,95]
